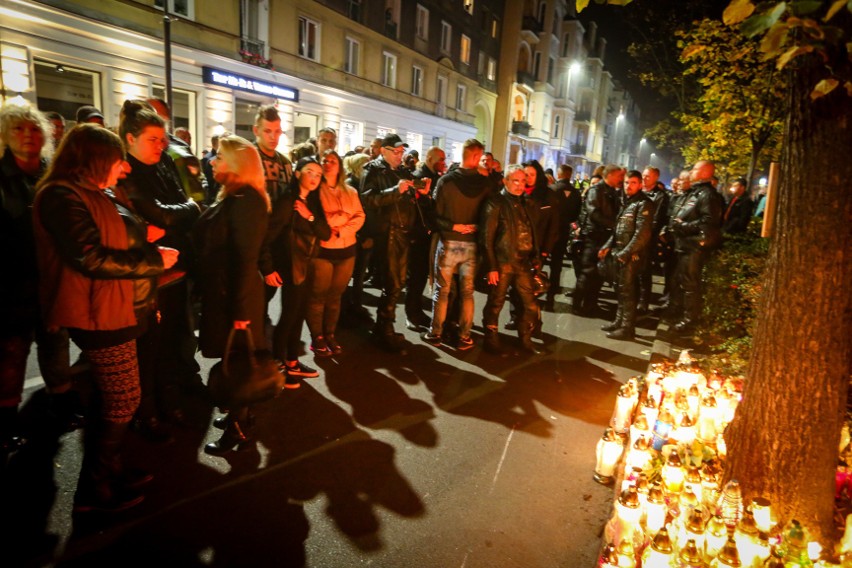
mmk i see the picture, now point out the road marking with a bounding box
[491,426,516,491]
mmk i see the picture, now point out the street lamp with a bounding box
[566,61,581,100]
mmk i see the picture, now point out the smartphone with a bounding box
[412,179,426,190]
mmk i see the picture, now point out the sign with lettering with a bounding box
[202,66,299,102]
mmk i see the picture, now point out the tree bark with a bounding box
[725,60,852,545]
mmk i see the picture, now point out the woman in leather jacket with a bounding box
[260,157,330,387]
[33,124,178,513]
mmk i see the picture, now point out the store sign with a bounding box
[202,66,298,102]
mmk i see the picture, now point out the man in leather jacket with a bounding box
[637,167,669,312]
[599,170,653,340]
[547,164,582,304]
[670,160,723,334]
[360,134,431,352]
[572,164,624,315]
[480,166,542,355]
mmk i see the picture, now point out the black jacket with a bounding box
[550,178,583,240]
[480,189,540,272]
[434,167,491,242]
[672,181,723,252]
[644,186,671,235]
[722,194,754,234]
[580,180,619,243]
[604,190,654,262]
[526,184,560,254]
[359,157,421,236]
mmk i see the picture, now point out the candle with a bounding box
[705,514,728,561]
[718,480,744,531]
[626,436,653,473]
[678,538,704,567]
[641,396,660,431]
[652,409,674,451]
[840,514,852,555]
[610,486,642,547]
[662,451,685,494]
[672,412,696,446]
[734,509,759,567]
[713,536,743,567]
[594,428,625,485]
[751,497,772,533]
[646,378,663,411]
[641,527,675,568]
[645,483,667,536]
[698,395,719,442]
[612,385,637,433]
[629,414,650,448]
[677,508,706,555]
[616,539,636,568]
[687,384,701,421]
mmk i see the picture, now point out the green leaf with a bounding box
[741,2,788,37]
[824,0,848,21]
[810,77,839,100]
[789,0,822,15]
[760,21,789,56]
[776,44,814,69]
[724,0,756,25]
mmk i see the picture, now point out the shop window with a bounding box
[155,0,194,20]
[294,111,318,144]
[34,61,100,122]
[406,132,423,157]
[339,120,363,153]
[152,85,196,136]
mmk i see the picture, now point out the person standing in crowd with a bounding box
[522,161,559,262]
[306,150,364,356]
[546,164,582,305]
[147,98,208,204]
[360,134,430,353]
[75,105,105,126]
[572,164,623,316]
[342,152,373,321]
[368,137,382,159]
[670,160,723,334]
[424,138,489,350]
[174,127,191,146]
[637,166,669,313]
[34,123,177,512]
[658,170,691,311]
[315,127,337,157]
[480,165,542,355]
[45,111,65,147]
[722,176,754,234]
[253,104,292,204]
[119,100,201,439]
[194,135,269,455]
[0,104,80,452]
[261,157,331,386]
[406,146,444,330]
[599,170,653,340]
[201,134,220,204]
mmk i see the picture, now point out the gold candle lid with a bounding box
[650,527,673,553]
[686,508,706,533]
[737,509,758,536]
[602,427,622,443]
[648,483,665,504]
[633,414,649,430]
[686,465,702,483]
[707,514,727,536]
[619,486,640,508]
[679,413,694,428]
[666,452,683,468]
[678,539,703,564]
[701,394,717,407]
[717,537,742,567]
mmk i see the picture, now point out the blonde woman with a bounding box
[194,135,269,455]
[306,150,365,356]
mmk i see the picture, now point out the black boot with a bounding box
[601,307,624,332]
[519,325,542,355]
[606,327,635,340]
[483,327,504,355]
[73,419,144,513]
[371,320,405,353]
[608,300,637,340]
[0,406,24,453]
[204,415,251,455]
[674,291,700,334]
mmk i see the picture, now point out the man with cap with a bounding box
[360,133,432,352]
[75,105,104,126]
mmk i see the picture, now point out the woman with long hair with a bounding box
[260,157,330,387]
[306,150,364,356]
[33,123,177,512]
[194,135,269,455]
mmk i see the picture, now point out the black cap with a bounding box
[76,105,104,123]
[381,133,408,149]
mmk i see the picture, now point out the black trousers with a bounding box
[573,238,606,310]
[674,247,707,321]
[548,235,571,294]
[483,262,539,334]
[614,256,642,329]
[273,280,310,361]
[377,228,410,325]
[405,234,431,318]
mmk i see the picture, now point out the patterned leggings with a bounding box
[85,340,141,424]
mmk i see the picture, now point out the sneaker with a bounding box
[283,374,302,390]
[422,332,442,346]
[456,336,474,351]
[282,361,320,378]
[325,335,343,355]
[311,337,333,358]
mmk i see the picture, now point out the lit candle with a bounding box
[701,463,722,509]
[715,389,732,432]
[610,486,642,547]
[751,498,772,533]
[641,527,675,568]
[645,483,667,536]
[662,451,685,494]
[629,414,650,448]
[646,377,663,411]
[652,409,675,451]
[678,538,704,567]
[616,539,636,568]
[716,432,728,459]
[641,396,660,431]
[600,543,619,568]
[840,514,852,556]
[698,395,719,442]
[705,514,728,561]
[677,508,706,554]
[687,384,701,421]
[713,536,743,567]
[684,466,702,500]
[781,519,807,561]
[672,412,696,446]
[594,428,625,485]
[612,384,638,433]
[718,480,744,531]
[734,509,759,567]
[626,436,653,473]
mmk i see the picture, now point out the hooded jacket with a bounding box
[433,167,491,242]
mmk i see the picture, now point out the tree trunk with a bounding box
[725,61,852,545]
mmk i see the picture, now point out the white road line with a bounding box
[491,426,516,491]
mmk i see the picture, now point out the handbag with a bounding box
[207,327,286,407]
[531,266,550,297]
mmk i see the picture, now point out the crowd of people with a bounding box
[0,98,755,514]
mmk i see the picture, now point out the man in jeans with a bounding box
[424,139,490,349]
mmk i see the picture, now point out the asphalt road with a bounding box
[5,275,660,568]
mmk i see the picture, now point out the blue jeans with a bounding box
[430,239,477,338]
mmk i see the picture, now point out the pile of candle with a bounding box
[594,351,846,567]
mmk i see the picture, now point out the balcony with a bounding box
[511,121,531,136]
[570,143,587,155]
[241,37,265,57]
[520,15,542,44]
[516,71,535,89]
[575,110,591,122]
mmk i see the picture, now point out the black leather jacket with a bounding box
[604,190,654,262]
[644,186,670,235]
[360,157,421,235]
[580,180,619,243]
[672,181,723,252]
[480,189,540,272]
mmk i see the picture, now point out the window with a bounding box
[34,60,101,122]
[385,0,400,38]
[411,65,423,96]
[382,51,397,88]
[440,21,452,54]
[537,1,546,23]
[298,16,319,61]
[553,115,560,139]
[533,52,541,79]
[154,0,194,19]
[552,10,560,35]
[547,57,555,84]
[562,34,571,57]
[478,52,486,76]
[406,132,423,156]
[153,85,197,148]
[339,120,363,153]
[460,35,471,65]
[487,57,496,81]
[492,17,499,39]
[416,4,429,39]
[344,37,360,75]
[347,0,362,22]
[240,0,268,57]
[463,0,474,15]
[436,75,447,105]
[456,83,466,110]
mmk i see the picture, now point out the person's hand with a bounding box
[147,224,166,243]
[158,246,179,269]
[598,247,609,260]
[264,271,283,287]
[398,180,414,194]
[417,178,432,195]
[487,271,500,286]
[118,160,131,180]
[233,320,250,330]
[294,200,312,220]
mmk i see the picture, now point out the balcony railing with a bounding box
[511,120,531,136]
[241,37,265,57]
[570,143,587,155]
[516,71,535,89]
[522,15,542,34]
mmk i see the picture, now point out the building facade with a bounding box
[0,0,503,162]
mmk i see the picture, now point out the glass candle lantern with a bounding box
[645,483,667,536]
[672,413,696,446]
[611,486,642,547]
[641,527,675,568]
[678,538,705,568]
[616,539,637,568]
[705,514,728,561]
[698,395,719,442]
[687,384,700,421]
[646,379,663,412]
[718,480,744,531]
[612,384,638,433]
[600,543,619,568]
[641,396,660,431]
[733,509,760,567]
[652,409,675,451]
[594,428,625,485]
[684,466,702,500]
[676,508,706,555]
[711,536,742,567]
[701,464,722,509]
[629,414,650,448]
[662,451,686,494]
[750,497,772,534]
[626,436,653,473]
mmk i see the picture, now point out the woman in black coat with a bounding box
[194,135,269,455]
